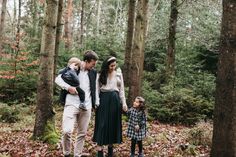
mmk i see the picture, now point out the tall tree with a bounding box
[64,0,73,50]
[30,0,38,38]
[0,0,7,54]
[127,0,148,106]
[33,0,59,143]
[166,0,178,75]
[13,0,21,89]
[15,0,21,53]
[54,0,64,81]
[123,0,136,86]
[79,0,85,48]
[95,0,101,37]
[211,0,236,156]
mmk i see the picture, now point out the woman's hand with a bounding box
[122,104,128,112]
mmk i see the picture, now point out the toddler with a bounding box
[58,57,86,110]
[127,96,147,157]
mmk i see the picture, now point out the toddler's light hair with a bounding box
[67,57,81,67]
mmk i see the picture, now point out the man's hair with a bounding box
[83,50,98,62]
[67,57,81,66]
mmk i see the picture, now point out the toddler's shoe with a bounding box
[79,103,87,111]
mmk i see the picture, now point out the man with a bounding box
[55,50,98,157]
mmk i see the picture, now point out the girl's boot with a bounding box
[138,152,144,157]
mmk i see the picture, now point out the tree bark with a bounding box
[64,0,73,50]
[123,0,136,86]
[96,0,101,37]
[166,0,178,75]
[211,0,236,156]
[0,0,7,54]
[79,0,85,48]
[13,0,21,89]
[15,0,21,53]
[127,0,148,106]
[33,0,59,143]
[54,0,64,82]
[31,0,38,38]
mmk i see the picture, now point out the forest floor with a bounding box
[0,105,211,157]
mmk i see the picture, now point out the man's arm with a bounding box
[55,74,77,94]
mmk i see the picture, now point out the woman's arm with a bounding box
[95,73,100,107]
[118,70,127,111]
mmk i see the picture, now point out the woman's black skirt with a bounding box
[93,91,122,145]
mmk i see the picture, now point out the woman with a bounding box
[93,56,128,157]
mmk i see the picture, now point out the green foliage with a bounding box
[0,52,38,104]
[176,144,198,156]
[143,77,214,125]
[186,121,212,146]
[0,103,20,123]
[143,39,216,125]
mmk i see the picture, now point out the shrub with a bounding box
[0,103,20,123]
[186,121,213,146]
[142,72,214,125]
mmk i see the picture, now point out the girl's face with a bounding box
[108,61,116,73]
[74,63,80,70]
[133,98,140,108]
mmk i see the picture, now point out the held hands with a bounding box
[135,125,140,131]
[122,104,128,112]
[68,86,78,95]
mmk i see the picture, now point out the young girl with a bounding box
[127,96,147,157]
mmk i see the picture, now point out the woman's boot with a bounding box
[97,150,104,157]
[108,145,113,157]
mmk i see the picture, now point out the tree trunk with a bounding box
[33,0,59,144]
[127,0,148,106]
[15,0,21,53]
[166,0,178,75]
[13,0,21,89]
[79,0,84,48]
[123,0,136,86]
[54,0,64,82]
[0,0,7,54]
[64,0,73,50]
[31,0,38,38]
[96,0,101,37]
[211,1,236,156]
[12,0,17,38]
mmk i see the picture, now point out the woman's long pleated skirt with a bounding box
[93,91,122,145]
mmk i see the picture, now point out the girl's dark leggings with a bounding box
[131,139,143,154]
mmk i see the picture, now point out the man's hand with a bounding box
[68,87,78,95]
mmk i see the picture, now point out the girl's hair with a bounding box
[136,96,146,111]
[99,56,116,86]
[67,57,81,67]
